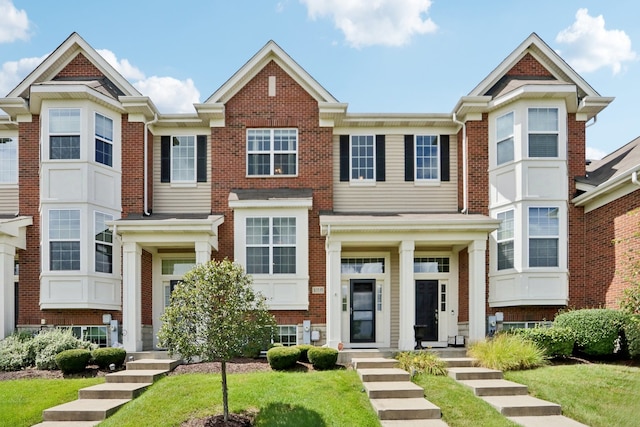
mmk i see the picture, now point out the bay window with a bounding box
[246,217,296,274]
[49,209,81,271]
[528,108,558,157]
[95,212,113,273]
[496,112,514,165]
[497,210,515,270]
[95,113,113,167]
[49,108,81,160]
[528,207,559,267]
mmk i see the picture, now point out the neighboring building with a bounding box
[0,32,636,352]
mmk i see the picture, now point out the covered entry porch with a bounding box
[320,213,499,351]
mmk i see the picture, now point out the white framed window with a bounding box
[49,209,81,271]
[350,135,375,181]
[275,325,298,346]
[528,207,559,267]
[94,212,113,274]
[528,108,558,157]
[247,129,297,176]
[414,257,450,273]
[49,108,81,160]
[497,209,515,270]
[171,136,196,182]
[415,135,439,181]
[246,217,296,274]
[0,137,17,183]
[496,112,514,165]
[95,113,113,167]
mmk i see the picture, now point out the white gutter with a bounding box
[633,171,640,187]
[143,114,158,215]
[585,114,597,128]
[452,113,468,214]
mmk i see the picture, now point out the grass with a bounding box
[505,363,640,427]
[412,373,519,427]
[99,369,380,427]
[0,377,104,427]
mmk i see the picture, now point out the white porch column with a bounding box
[195,241,212,265]
[325,240,342,349]
[122,241,143,352]
[0,243,16,340]
[398,240,415,351]
[468,239,487,343]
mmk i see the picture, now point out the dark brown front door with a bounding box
[415,280,438,341]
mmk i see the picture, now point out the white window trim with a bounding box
[0,135,18,184]
[496,209,515,271]
[94,211,114,275]
[349,134,376,185]
[414,135,440,183]
[48,208,82,272]
[48,107,81,161]
[527,206,561,269]
[94,112,113,168]
[246,128,298,177]
[496,111,515,166]
[170,135,197,184]
[245,216,297,275]
[527,107,559,158]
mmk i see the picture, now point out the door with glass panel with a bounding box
[350,279,376,343]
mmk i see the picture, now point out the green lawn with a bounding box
[505,364,640,427]
[0,377,104,427]
[99,369,380,427]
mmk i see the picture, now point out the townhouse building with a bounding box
[0,32,637,353]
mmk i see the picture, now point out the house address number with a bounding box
[312,286,325,294]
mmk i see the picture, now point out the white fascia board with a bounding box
[488,84,578,111]
[229,198,313,209]
[320,215,500,235]
[111,215,224,235]
[30,84,126,113]
[573,167,640,210]
[0,98,30,118]
[119,96,159,119]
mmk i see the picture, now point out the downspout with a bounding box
[452,113,468,214]
[143,114,158,216]
[632,171,640,187]
[6,116,20,216]
[585,115,597,128]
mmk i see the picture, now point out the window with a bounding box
[341,258,385,274]
[496,112,514,165]
[70,326,108,347]
[528,108,558,157]
[0,137,17,183]
[161,259,196,275]
[247,129,297,176]
[95,113,113,167]
[415,135,439,180]
[171,136,196,182]
[414,257,450,273]
[246,217,296,274]
[274,325,298,346]
[350,135,375,181]
[49,109,81,159]
[528,207,559,267]
[95,212,113,273]
[497,210,514,270]
[49,209,81,271]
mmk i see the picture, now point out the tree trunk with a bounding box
[221,360,229,421]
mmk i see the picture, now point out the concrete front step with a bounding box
[381,419,449,427]
[126,358,181,371]
[447,367,503,381]
[352,357,399,369]
[482,395,562,417]
[359,368,411,383]
[32,422,100,427]
[105,369,168,384]
[78,382,151,399]
[42,399,130,422]
[338,349,395,365]
[426,348,467,358]
[126,350,175,360]
[370,398,442,421]
[508,415,590,427]
[364,381,425,399]
[441,357,475,368]
[459,379,529,396]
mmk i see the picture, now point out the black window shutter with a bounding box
[404,135,414,182]
[197,135,207,182]
[161,136,170,183]
[376,135,385,182]
[440,135,450,182]
[339,135,349,182]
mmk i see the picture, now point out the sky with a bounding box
[0,0,638,160]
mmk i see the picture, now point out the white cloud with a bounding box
[96,49,145,81]
[134,76,200,114]
[586,146,607,161]
[0,54,47,96]
[300,0,437,48]
[0,0,30,43]
[556,8,637,74]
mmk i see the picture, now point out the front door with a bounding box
[415,280,438,341]
[350,279,375,343]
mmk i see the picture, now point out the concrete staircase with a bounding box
[353,357,448,427]
[442,357,588,427]
[32,356,181,427]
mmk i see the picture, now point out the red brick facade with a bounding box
[506,53,554,77]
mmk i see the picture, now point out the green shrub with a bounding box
[307,347,338,370]
[28,328,95,370]
[395,351,447,376]
[55,348,92,374]
[468,334,547,371]
[295,344,314,363]
[92,347,126,369]
[266,346,301,370]
[510,327,575,358]
[624,315,640,359]
[554,309,629,356]
[0,334,31,371]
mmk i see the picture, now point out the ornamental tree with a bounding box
[158,259,275,421]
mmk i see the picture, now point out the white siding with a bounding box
[334,134,458,213]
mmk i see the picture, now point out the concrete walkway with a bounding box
[32,354,180,427]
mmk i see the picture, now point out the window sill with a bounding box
[246,174,298,178]
[349,181,376,187]
[414,180,441,187]
[169,182,198,188]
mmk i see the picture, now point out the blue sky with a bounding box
[1,0,638,159]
